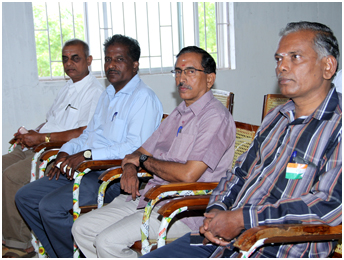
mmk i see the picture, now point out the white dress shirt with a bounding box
[39,73,104,133]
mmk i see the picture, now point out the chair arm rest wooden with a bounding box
[233,224,342,252]
[144,182,219,200]
[33,141,66,153]
[9,138,16,145]
[98,166,151,182]
[40,149,60,161]
[76,159,123,172]
[157,195,210,217]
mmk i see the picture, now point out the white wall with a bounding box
[2,2,342,154]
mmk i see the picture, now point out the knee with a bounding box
[94,231,114,255]
[14,185,28,207]
[72,216,86,239]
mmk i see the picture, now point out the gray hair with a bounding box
[63,39,90,58]
[280,21,339,77]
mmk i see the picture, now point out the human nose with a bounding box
[276,57,290,73]
[179,70,188,81]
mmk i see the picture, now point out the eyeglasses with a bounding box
[171,68,205,78]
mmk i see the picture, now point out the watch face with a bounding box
[140,154,148,162]
[84,150,92,159]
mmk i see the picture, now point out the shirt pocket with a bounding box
[103,118,126,142]
[166,133,195,163]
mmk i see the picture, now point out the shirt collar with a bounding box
[106,74,140,97]
[280,85,341,123]
[177,90,214,116]
[67,72,92,93]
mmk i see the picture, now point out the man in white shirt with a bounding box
[2,39,104,258]
[15,34,163,258]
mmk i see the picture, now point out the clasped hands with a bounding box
[47,151,85,181]
[200,208,244,247]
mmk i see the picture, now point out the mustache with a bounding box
[177,82,192,90]
[106,69,120,74]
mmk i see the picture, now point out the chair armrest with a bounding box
[233,224,342,252]
[157,195,210,217]
[98,166,150,182]
[144,182,219,200]
[9,138,16,145]
[40,149,60,161]
[76,159,123,173]
[33,141,66,153]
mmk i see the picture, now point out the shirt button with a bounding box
[258,177,262,182]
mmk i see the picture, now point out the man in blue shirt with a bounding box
[15,34,163,258]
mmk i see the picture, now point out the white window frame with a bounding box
[33,2,235,80]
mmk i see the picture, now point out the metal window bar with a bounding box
[146,2,152,74]
[35,2,232,79]
[44,3,53,80]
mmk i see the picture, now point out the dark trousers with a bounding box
[141,232,217,258]
[15,172,121,258]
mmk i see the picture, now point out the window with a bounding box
[33,2,235,80]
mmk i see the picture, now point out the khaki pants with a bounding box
[2,146,36,249]
[72,194,192,258]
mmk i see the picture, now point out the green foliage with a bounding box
[198,3,217,62]
[33,3,85,77]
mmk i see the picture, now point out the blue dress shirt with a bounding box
[60,74,163,160]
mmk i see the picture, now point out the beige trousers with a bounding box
[2,146,35,249]
[72,194,192,258]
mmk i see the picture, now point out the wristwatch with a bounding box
[45,133,51,143]
[83,150,92,160]
[139,154,149,169]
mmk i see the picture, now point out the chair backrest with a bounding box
[262,94,289,121]
[232,121,259,169]
[212,89,234,115]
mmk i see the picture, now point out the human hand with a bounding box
[15,130,43,149]
[200,208,244,246]
[120,163,140,200]
[121,153,141,168]
[47,152,69,180]
[57,151,86,180]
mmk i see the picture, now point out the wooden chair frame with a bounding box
[261,94,289,121]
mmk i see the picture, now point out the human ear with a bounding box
[323,55,337,80]
[133,61,139,73]
[87,55,93,66]
[206,73,216,89]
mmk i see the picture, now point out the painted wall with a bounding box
[2,2,342,154]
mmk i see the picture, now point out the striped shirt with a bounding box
[207,87,342,258]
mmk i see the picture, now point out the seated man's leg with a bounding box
[2,152,35,250]
[73,195,192,258]
[15,175,69,258]
[16,171,121,258]
[2,145,33,171]
[140,233,217,258]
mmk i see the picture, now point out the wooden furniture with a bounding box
[212,89,234,115]
[157,194,342,257]
[261,94,289,121]
[232,121,259,169]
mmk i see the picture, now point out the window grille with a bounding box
[32,2,235,80]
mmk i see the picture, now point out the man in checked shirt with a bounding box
[142,21,342,258]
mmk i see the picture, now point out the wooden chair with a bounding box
[158,195,342,257]
[232,122,259,169]
[261,94,289,121]
[212,89,234,115]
